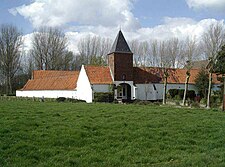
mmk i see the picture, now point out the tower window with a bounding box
[122,74,126,81]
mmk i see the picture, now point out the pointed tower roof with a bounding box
[109,30,132,54]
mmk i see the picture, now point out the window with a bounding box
[122,74,126,81]
[153,84,157,91]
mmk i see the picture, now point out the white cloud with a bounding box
[21,17,224,56]
[9,0,140,31]
[13,1,224,55]
[133,18,224,42]
[186,0,225,11]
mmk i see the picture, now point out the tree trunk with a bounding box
[182,75,190,106]
[163,77,167,105]
[5,78,9,95]
[9,76,12,95]
[207,72,212,109]
[223,78,225,111]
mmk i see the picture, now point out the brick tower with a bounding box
[108,30,133,81]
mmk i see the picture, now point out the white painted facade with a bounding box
[16,90,77,98]
[135,83,199,101]
[76,65,93,103]
[93,84,111,93]
[16,65,94,103]
[113,81,136,100]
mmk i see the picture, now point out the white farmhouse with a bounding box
[16,30,220,103]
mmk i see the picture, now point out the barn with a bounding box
[16,30,220,103]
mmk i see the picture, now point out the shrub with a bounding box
[175,101,180,106]
[211,95,222,108]
[168,89,196,100]
[94,92,114,103]
[66,98,86,103]
[168,89,179,98]
[187,90,196,101]
[178,90,185,99]
[133,100,153,105]
[200,98,207,105]
[56,97,66,102]
[190,101,200,108]
[174,95,181,100]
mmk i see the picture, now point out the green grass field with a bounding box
[1,100,225,167]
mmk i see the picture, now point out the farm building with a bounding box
[16,30,221,103]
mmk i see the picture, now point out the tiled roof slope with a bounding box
[33,70,77,79]
[22,70,79,90]
[109,30,132,54]
[133,67,220,84]
[84,66,113,84]
[183,60,209,69]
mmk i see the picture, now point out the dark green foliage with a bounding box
[1,100,225,166]
[214,45,225,74]
[56,97,66,102]
[187,90,196,100]
[168,89,196,100]
[194,68,209,98]
[56,97,86,103]
[210,91,223,108]
[133,100,153,105]
[66,98,86,103]
[94,92,114,102]
[190,101,200,108]
[168,89,179,98]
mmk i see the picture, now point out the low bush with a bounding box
[66,98,86,103]
[94,92,114,103]
[168,89,196,100]
[168,89,179,98]
[190,101,200,108]
[56,97,66,102]
[133,100,153,105]
[200,98,207,105]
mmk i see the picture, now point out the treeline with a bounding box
[0,22,225,100]
[0,26,112,94]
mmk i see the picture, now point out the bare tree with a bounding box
[77,35,111,66]
[139,41,150,67]
[0,24,23,94]
[202,22,225,108]
[167,38,180,68]
[159,41,170,104]
[31,27,68,70]
[149,40,159,67]
[182,61,192,106]
[130,40,140,67]
[182,37,199,105]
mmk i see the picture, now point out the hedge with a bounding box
[94,92,114,103]
[168,89,196,100]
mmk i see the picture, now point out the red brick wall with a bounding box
[108,52,133,81]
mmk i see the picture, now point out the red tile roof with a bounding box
[20,66,221,91]
[133,67,220,84]
[21,70,79,90]
[84,66,113,84]
[33,70,77,79]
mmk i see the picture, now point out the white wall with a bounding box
[114,81,136,100]
[212,84,221,92]
[16,90,77,98]
[16,65,93,103]
[136,83,199,100]
[93,84,111,93]
[76,65,93,103]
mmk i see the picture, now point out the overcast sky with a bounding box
[1,0,225,53]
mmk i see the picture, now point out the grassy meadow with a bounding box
[0,100,225,166]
